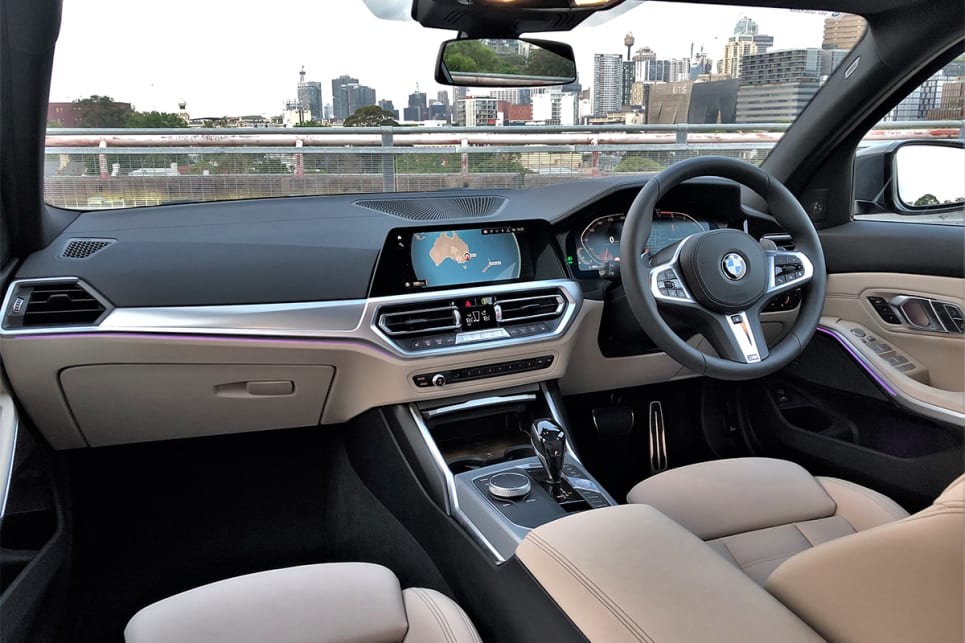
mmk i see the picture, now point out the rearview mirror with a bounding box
[436,38,577,87]
[893,142,965,210]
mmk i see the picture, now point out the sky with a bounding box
[49,0,839,117]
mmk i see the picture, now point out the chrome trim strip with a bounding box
[1,278,582,361]
[818,324,965,426]
[408,404,506,563]
[424,394,538,419]
[723,311,763,363]
[0,414,18,519]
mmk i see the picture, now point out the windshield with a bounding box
[46,1,870,209]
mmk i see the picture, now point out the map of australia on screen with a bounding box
[411,230,521,287]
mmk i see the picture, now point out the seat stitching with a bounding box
[821,478,908,520]
[455,601,482,643]
[529,535,651,643]
[529,534,654,643]
[412,588,457,643]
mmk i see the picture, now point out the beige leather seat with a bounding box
[124,562,481,643]
[518,470,963,643]
[627,457,910,584]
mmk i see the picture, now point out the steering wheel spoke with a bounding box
[649,250,697,307]
[767,250,814,294]
[705,309,769,364]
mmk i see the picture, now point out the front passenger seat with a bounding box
[125,562,482,643]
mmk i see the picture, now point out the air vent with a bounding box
[6,281,107,328]
[763,233,795,251]
[496,292,565,323]
[60,238,116,259]
[355,196,507,221]
[378,304,460,336]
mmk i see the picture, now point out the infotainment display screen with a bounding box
[409,227,522,288]
[369,221,564,297]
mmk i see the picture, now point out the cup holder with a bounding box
[447,445,536,474]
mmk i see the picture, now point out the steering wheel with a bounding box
[620,156,827,381]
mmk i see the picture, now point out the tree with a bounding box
[125,111,187,128]
[343,106,398,127]
[294,120,326,127]
[526,48,575,79]
[74,95,133,128]
[614,155,665,173]
[913,193,940,206]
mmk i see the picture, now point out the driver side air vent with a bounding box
[4,281,108,329]
[495,292,566,323]
[355,196,507,221]
[377,304,460,336]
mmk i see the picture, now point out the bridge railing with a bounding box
[43,121,963,209]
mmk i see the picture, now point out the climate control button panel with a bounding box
[413,355,555,388]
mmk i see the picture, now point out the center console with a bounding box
[395,383,617,562]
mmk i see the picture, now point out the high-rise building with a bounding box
[633,47,657,83]
[722,36,758,78]
[532,87,579,125]
[884,66,960,121]
[653,59,691,83]
[331,75,359,121]
[407,90,428,120]
[722,16,774,78]
[736,49,823,122]
[739,48,822,85]
[455,96,499,126]
[592,53,623,116]
[820,49,850,78]
[436,91,450,106]
[344,84,377,116]
[822,14,866,50]
[733,16,774,53]
[378,99,399,120]
[297,67,323,122]
[622,60,636,106]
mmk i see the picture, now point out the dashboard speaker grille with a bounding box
[61,238,116,259]
[354,196,507,221]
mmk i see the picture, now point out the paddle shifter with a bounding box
[530,418,566,485]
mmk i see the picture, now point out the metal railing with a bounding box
[43,121,963,209]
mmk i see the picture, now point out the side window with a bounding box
[853,55,964,225]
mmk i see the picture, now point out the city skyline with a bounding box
[49,0,835,118]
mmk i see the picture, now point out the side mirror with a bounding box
[435,38,577,87]
[893,141,964,211]
[854,139,964,217]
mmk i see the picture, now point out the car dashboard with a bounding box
[0,176,795,449]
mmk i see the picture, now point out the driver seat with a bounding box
[626,457,910,585]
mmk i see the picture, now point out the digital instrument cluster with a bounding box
[574,211,712,273]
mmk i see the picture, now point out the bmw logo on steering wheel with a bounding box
[722,253,747,280]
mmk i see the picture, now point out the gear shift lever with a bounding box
[530,418,566,485]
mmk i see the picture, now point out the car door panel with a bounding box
[823,272,964,405]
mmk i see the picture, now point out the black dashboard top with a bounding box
[17,176,751,308]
